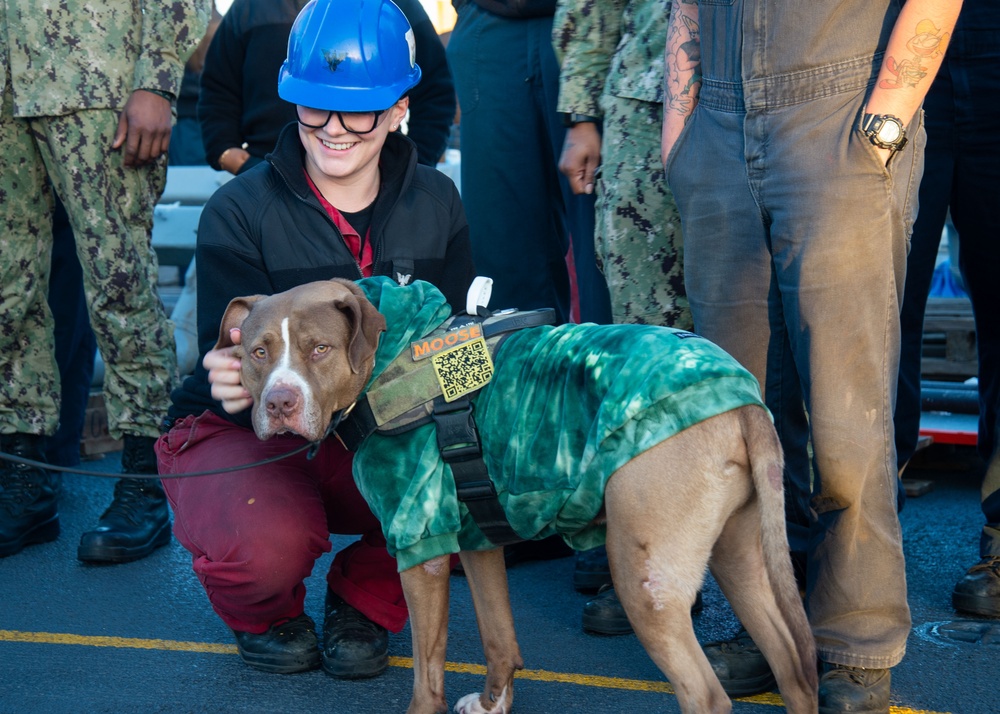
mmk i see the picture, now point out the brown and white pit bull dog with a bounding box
[215,278,817,714]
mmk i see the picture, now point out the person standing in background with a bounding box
[200,0,455,173]
[446,0,613,326]
[169,4,225,166]
[661,1,961,711]
[554,0,695,636]
[889,0,1000,620]
[446,0,613,568]
[555,0,688,330]
[0,0,211,561]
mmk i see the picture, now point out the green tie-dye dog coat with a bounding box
[352,278,767,572]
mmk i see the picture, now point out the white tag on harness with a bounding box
[466,276,493,316]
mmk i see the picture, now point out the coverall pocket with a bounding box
[664,106,699,185]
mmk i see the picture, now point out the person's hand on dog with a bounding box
[204,328,253,414]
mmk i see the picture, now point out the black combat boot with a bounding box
[582,584,704,636]
[322,590,389,679]
[77,434,170,563]
[0,433,60,557]
[233,614,322,674]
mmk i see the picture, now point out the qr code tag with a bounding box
[431,337,494,402]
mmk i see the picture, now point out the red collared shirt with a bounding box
[304,170,374,277]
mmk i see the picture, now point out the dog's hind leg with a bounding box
[709,407,817,714]
[710,505,816,714]
[453,548,523,714]
[604,445,734,714]
[401,555,453,714]
[710,510,818,713]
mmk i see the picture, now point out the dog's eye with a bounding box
[252,347,266,360]
[314,344,330,355]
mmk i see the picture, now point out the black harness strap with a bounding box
[431,396,523,546]
[335,394,378,451]
[336,308,556,451]
[335,308,558,545]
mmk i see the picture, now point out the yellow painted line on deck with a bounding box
[1,629,237,655]
[1,630,949,714]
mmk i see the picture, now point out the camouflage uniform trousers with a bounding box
[0,88,176,440]
[595,94,692,330]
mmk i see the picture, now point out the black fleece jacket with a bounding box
[457,0,556,18]
[167,127,474,425]
[199,0,456,171]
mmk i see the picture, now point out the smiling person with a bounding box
[199,0,455,174]
[155,0,474,679]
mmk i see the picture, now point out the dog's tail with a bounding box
[742,406,818,698]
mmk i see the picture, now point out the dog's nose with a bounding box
[265,386,300,418]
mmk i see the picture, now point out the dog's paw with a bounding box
[453,689,510,714]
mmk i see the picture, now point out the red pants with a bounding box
[155,411,407,634]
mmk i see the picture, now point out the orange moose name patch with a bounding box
[410,323,483,361]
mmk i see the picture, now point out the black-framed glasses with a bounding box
[296,105,387,134]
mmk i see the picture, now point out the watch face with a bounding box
[878,120,902,144]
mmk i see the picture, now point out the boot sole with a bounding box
[952,591,1000,617]
[582,612,634,636]
[321,650,389,679]
[77,519,171,563]
[819,706,887,714]
[718,671,778,698]
[582,592,704,636]
[0,514,60,558]
[238,646,321,674]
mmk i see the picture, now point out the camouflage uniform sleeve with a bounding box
[554,0,625,117]
[133,0,213,98]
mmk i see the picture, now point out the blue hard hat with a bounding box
[278,0,422,112]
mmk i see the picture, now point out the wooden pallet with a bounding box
[922,296,977,379]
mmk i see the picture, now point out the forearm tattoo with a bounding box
[880,18,950,90]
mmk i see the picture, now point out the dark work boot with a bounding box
[77,435,170,563]
[322,589,389,679]
[818,662,891,714]
[0,433,60,557]
[702,627,777,697]
[232,614,321,674]
[952,555,1000,617]
[582,584,704,636]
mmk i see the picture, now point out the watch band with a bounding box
[561,113,601,128]
[861,113,908,152]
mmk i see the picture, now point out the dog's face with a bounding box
[215,279,386,442]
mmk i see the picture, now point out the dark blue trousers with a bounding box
[46,198,97,467]
[447,3,611,325]
[893,22,1000,554]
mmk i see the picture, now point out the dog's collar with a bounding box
[306,401,356,460]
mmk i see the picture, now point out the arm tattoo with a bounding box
[664,2,702,122]
[880,19,950,90]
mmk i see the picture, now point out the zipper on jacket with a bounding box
[273,164,366,280]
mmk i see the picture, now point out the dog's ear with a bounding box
[331,279,387,374]
[215,295,266,349]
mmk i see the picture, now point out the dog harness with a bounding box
[345,278,768,572]
[338,307,557,545]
